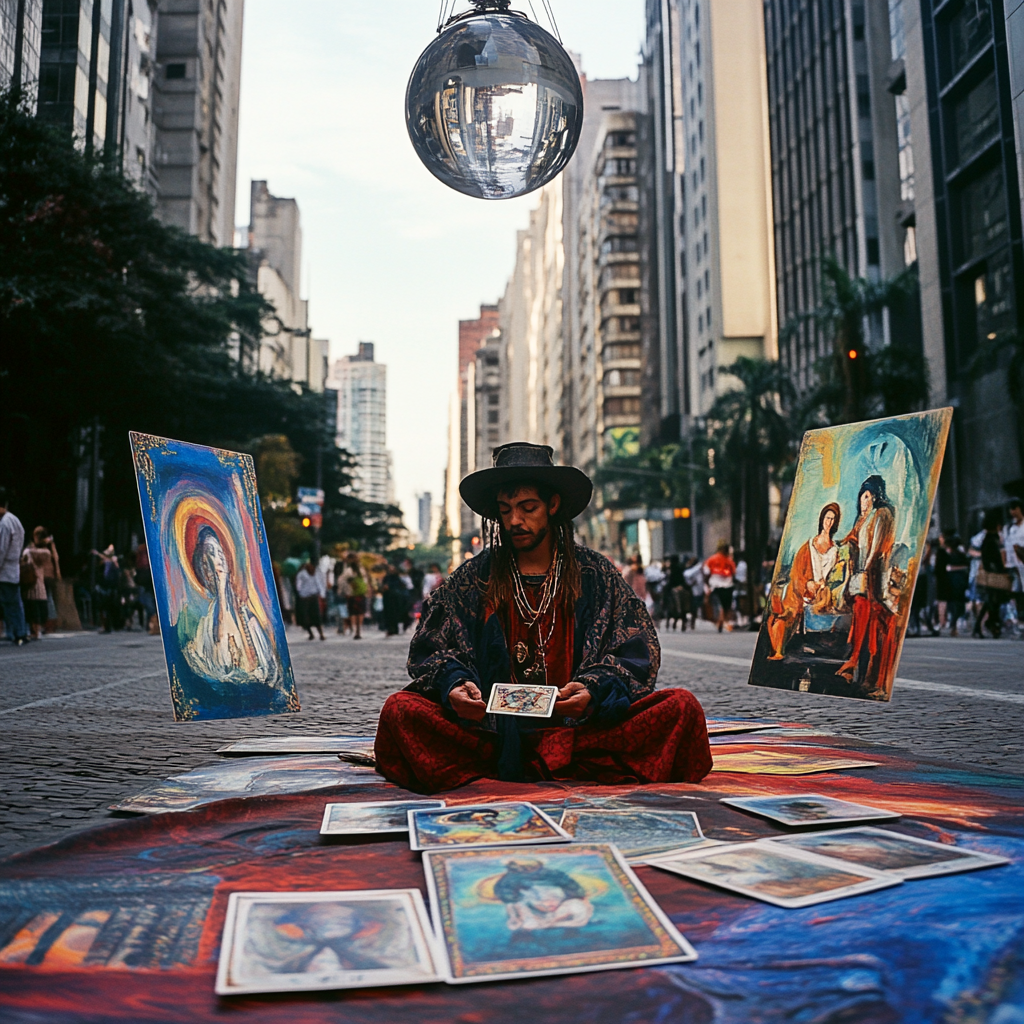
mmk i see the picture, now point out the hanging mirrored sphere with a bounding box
[406,12,584,200]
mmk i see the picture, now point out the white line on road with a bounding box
[2,671,166,713]
[660,648,1024,705]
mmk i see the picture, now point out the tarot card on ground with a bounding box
[721,794,900,828]
[748,409,952,702]
[218,736,375,757]
[560,810,709,861]
[320,799,445,836]
[770,827,1010,879]
[648,841,900,907]
[422,843,696,983]
[130,433,298,721]
[409,803,569,851]
[710,750,880,775]
[215,890,441,995]
[486,683,558,718]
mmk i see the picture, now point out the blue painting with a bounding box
[751,409,951,701]
[424,844,696,982]
[130,433,298,721]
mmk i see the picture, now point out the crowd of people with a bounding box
[273,552,448,642]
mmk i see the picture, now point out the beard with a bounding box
[508,525,549,553]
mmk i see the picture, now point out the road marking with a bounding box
[660,649,1024,705]
[2,671,166,713]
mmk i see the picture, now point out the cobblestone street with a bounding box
[1,623,1021,860]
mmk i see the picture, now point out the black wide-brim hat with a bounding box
[459,442,594,521]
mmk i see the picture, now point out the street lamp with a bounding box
[405,0,584,199]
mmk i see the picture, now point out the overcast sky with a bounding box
[235,0,645,531]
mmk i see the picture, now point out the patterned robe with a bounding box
[374,545,712,791]
[405,544,660,729]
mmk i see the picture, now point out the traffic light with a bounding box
[673,507,691,519]
[302,517,311,528]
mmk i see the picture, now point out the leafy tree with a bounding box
[705,357,797,583]
[784,255,926,425]
[595,439,719,516]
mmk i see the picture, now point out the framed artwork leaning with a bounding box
[422,843,697,983]
[215,889,441,995]
[749,409,952,701]
[130,432,298,721]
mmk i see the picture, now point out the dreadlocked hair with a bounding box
[482,481,581,615]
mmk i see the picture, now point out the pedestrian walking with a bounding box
[704,542,737,632]
[1005,498,1024,630]
[345,554,369,639]
[683,556,704,629]
[23,527,60,638]
[942,532,969,637]
[422,562,445,599]
[381,564,409,637]
[295,559,326,641]
[91,544,121,633]
[0,488,29,645]
[624,555,653,615]
[974,510,1012,639]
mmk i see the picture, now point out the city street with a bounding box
[2,624,1020,861]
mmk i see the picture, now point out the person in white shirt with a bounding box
[0,488,29,644]
[1006,498,1024,621]
[294,559,326,641]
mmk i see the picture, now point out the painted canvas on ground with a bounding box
[771,827,1010,879]
[215,890,440,995]
[218,736,375,756]
[130,433,298,721]
[750,409,952,701]
[710,750,880,775]
[423,843,696,983]
[560,810,709,861]
[110,755,382,813]
[486,683,558,718]
[320,799,446,836]
[409,803,570,851]
[647,841,901,908]
[722,794,900,827]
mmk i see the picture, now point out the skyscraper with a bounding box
[330,343,392,506]
[1,0,42,95]
[416,492,433,546]
[152,0,243,247]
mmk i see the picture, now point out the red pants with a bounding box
[374,688,713,794]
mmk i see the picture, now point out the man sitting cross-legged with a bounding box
[374,442,712,793]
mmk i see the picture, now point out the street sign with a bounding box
[297,487,325,506]
[298,503,320,517]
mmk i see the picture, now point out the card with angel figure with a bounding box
[422,843,697,983]
[215,890,441,995]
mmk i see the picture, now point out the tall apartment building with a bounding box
[247,180,328,391]
[764,0,918,393]
[1,0,42,94]
[330,343,392,506]
[901,0,1024,523]
[500,182,565,453]
[34,0,157,181]
[474,330,506,471]
[152,0,243,247]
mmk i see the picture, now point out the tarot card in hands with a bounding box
[770,827,1010,879]
[408,802,570,852]
[422,843,697,983]
[560,809,712,861]
[721,793,901,828]
[647,841,901,908]
[215,890,441,995]
[320,799,446,836]
[485,683,559,718]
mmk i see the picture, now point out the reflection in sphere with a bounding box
[406,13,584,200]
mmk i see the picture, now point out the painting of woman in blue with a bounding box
[131,432,299,721]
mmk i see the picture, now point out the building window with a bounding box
[618,288,638,304]
[605,157,636,175]
[487,410,499,424]
[604,342,641,360]
[701,195,707,218]
[698,82,703,105]
[947,0,992,82]
[603,235,638,254]
[951,73,999,168]
[700,156,705,181]
[604,397,641,416]
[488,393,499,405]
[166,63,187,79]
[704,269,709,290]
[604,369,641,387]
[698,120,704,142]
[698,314,704,333]
[958,165,1008,263]
[706,306,712,330]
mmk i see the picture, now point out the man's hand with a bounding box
[554,681,591,719]
[449,680,487,721]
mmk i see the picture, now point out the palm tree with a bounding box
[706,357,797,589]
[785,255,926,425]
